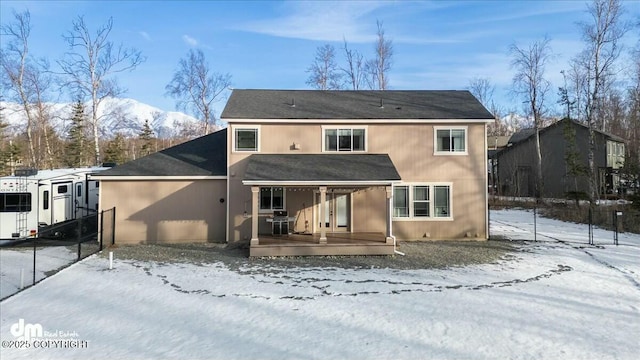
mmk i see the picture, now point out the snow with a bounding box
[0,246,78,299]
[0,98,200,138]
[1,209,639,360]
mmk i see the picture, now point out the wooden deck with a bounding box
[250,232,395,257]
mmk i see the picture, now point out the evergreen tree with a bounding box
[562,119,588,203]
[138,119,155,157]
[0,117,9,175]
[65,100,87,167]
[0,141,22,176]
[103,133,126,165]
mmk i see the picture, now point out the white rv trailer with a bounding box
[0,167,108,240]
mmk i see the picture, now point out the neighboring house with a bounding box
[492,118,625,199]
[94,90,494,256]
[488,135,510,194]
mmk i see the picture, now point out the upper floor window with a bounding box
[606,140,625,169]
[235,128,259,152]
[435,127,467,155]
[324,128,366,152]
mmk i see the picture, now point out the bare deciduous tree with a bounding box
[367,20,393,90]
[58,16,145,165]
[166,49,231,135]
[306,44,342,90]
[1,10,38,166]
[510,37,553,198]
[341,39,365,90]
[575,0,630,202]
[468,77,506,135]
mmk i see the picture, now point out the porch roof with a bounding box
[242,154,401,186]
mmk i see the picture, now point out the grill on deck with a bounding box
[270,211,290,236]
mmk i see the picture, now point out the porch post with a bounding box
[319,186,327,244]
[250,186,259,246]
[385,186,394,244]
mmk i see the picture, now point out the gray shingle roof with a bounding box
[221,90,494,120]
[509,118,625,145]
[244,154,401,183]
[96,128,227,177]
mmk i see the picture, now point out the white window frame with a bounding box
[322,126,367,152]
[393,186,409,218]
[258,186,286,213]
[434,126,468,155]
[392,182,453,221]
[233,125,260,152]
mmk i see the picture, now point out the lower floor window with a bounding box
[260,187,284,211]
[393,186,408,217]
[392,184,451,219]
[433,186,450,217]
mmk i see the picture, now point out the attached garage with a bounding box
[93,129,228,245]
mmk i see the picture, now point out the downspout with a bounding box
[387,185,404,256]
[393,236,404,256]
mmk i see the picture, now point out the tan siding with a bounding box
[100,180,226,244]
[352,187,386,232]
[259,124,322,153]
[227,122,487,242]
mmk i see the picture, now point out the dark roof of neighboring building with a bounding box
[96,128,227,177]
[487,135,511,149]
[508,118,625,146]
[488,149,502,158]
[221,89,494,120]
[244,154,401,183]
[508,128,536,145]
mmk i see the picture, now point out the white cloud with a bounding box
[454,1,587,26]
[139,31,151,41]
[234,1,388,43]
[182,34,198,47]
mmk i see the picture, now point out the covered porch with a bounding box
[243,154,401,257]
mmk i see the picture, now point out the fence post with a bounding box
[77,216,82,261]
[533,203,537,242]
[32,240,36,285]
[99,210,104,251]
[613,210,621,246]
[589,206,593,245]
[111,207,116,245]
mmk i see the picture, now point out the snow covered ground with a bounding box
[1,209,639,360]
[0,246,78,300]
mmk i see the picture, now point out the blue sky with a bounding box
[1,0,638,119]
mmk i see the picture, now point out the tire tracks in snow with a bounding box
[127,260,574,300]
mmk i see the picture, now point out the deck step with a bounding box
[250,243,395,257]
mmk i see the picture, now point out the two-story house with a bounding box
[94,90,494,256]
[492,118,625,198]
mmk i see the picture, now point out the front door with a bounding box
[316,192,350,232]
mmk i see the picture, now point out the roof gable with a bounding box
[97,128,227,177]
[221,90,494,120]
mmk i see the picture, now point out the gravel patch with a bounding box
[99,240,519,271]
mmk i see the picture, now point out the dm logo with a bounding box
[10,319,43,341]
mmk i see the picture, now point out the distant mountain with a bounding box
[0,97,203,138]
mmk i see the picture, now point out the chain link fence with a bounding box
[490,196,639,245]
[0,207,115,300]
